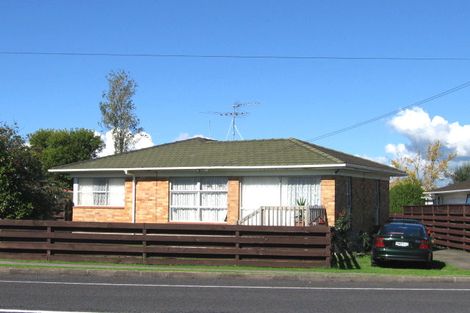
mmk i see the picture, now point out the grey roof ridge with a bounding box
[49,137,213,171]
[287,138,344,164]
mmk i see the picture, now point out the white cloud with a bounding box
[175,133,208,141]
[95,130,154,157]
[356,154,389,165]
[385,143,409,156]
[388,107,470,157]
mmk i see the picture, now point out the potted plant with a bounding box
[295,198,307,226]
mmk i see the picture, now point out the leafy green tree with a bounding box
[99,70,142,154]
[451,162,470,183]
[28,128,103,186]
[0,124,56,219]
[389,179,425,214]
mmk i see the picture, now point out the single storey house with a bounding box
[424,180,470,205]
[49,138,404,232]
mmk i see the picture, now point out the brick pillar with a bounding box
[156,178,169,223]
[135,178,158,223]
[321,178,336,225]
[227,178,240,224]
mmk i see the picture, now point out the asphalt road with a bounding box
[0,272,469,313]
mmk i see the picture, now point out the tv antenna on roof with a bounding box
[205,102,258,140]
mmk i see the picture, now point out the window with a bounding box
[241,176,321,218]
[76,178,125,206]
[170,177,228,222]
[466,194,470,205]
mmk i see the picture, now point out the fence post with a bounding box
[446,205,451,248]
[325,228,331,267]
[235,230,240,265]
[142,225,147,265]
[260,208,264,226]
[465,206,469,252]
[46,225,52,261]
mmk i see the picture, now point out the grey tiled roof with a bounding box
[50,137,404,176]
[430,180,470,193]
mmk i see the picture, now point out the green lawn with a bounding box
[1,255,469,277]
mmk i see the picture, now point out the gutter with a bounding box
[49,164,348,173]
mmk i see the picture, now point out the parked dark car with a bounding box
[371,220,433,268]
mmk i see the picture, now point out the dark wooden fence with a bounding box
[393,205,470,252]
[0,220,331,268]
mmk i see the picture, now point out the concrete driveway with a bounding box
[434,248,470,270]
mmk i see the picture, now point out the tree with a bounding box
[389,179,425,214]
[99,70,142,154]
[28,128,103,186]
[450,162,470,183]
[391,141,456,191]
[0,123,56,219]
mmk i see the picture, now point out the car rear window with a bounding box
[379,224,426,237]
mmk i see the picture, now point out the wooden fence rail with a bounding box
[392,205,470,252]
[0,220,331,268]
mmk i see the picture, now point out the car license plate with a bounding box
[395,241,409,247]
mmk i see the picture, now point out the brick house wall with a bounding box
[72,175,389,231]
[227,178,240,224]
[320,178,336,226]
[333,176,389,233]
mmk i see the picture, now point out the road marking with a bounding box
[0,280,469,291]
[0,309,97,313]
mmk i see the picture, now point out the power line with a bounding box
[310,80,470,142]
[1,50,470,61]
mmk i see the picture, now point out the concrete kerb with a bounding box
[1,264,470,283]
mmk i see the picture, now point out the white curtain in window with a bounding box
[171,192,198,207]
[281,176,321,207]
[201,177,227,191]
[201,208,226,222]
[77,178,93,206]
[171,178,198,191]
[241,177,281,218]
[108,178,125,206]
[77,178,124,206]
[171,208,199,221]
[201,192,227,208]
[170,177,228,222]
[93,178,108,206]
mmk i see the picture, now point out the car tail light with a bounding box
[374,237,385,248]
[419,240,430,249]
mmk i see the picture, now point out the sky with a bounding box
[1,0,469,166]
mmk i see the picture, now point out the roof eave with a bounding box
[345,163,406,177]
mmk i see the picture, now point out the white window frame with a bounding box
[170,177,228,222]
[75,178,125,207]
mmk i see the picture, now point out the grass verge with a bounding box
[0,255,469,277]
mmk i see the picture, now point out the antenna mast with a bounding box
[226,102,248,140]
[202,102,258,140]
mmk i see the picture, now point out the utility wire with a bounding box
[310,80,470,142]
[1,50,470,61]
